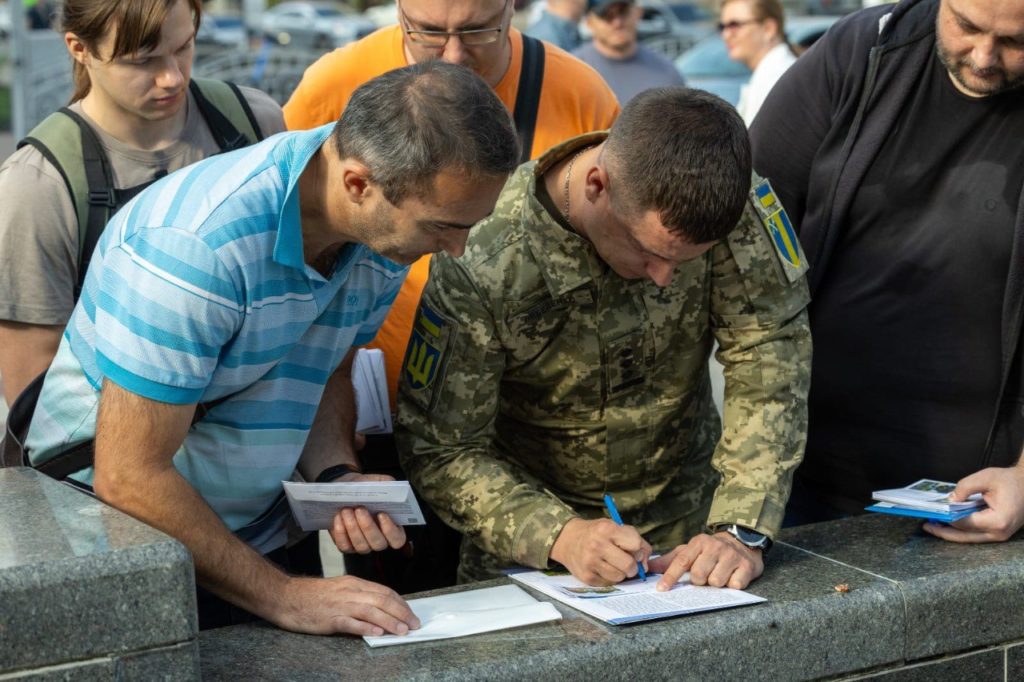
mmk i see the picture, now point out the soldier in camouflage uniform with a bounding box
[396,87,811,591]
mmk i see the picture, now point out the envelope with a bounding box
[282,480,426,531]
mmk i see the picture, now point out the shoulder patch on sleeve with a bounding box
[750,179,809,284]
[403,301,456,398]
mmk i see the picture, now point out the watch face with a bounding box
[734,526,769,548]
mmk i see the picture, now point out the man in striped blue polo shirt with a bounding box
[24,62,519,635]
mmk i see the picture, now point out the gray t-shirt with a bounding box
[572,43,685,105]
[0,86,284,325]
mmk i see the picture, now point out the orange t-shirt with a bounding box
[285,26,619,408]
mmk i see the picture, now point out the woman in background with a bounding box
[719,0,795,125]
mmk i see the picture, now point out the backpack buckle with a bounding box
[88,189,117,208]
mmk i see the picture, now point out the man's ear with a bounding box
[65,33,91,66]
[340,159,373,204]
[583,164,609,204]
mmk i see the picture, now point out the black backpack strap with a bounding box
[190,78,262,152]
[512,35,546,164]
[1,372,46,468]
[224,81,265,142]
[57,108,117,302]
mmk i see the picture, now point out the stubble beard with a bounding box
[936,35,1024,97]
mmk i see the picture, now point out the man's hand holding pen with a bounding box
[549,517,652,586]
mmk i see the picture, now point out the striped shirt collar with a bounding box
[271,125,334,272]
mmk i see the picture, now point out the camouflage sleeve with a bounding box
[706,178,812,538]
[395,252,577,570]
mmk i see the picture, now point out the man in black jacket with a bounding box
[752,0,1024,542]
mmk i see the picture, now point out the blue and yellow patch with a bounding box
[751,179,808,284]
[404,303,447,391]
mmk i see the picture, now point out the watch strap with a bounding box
[315,463,361,483]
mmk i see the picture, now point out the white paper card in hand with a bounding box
[283,480,425,531]
[363,584,561,647]
[353,348,392,435]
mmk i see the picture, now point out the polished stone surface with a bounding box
[1,660,114,681]
[118,641,201,681]
[0,468,197,674]
[779,514,1024,659]
[847,647,1004,681]
[1008,641,1024,680]
[201,543,904,681]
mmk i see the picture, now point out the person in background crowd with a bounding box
[397,87,811,590]
[720,0,796,126]
[0,0,284,407]
[525,0,587,52]
[22,62,520,633]
[26,0,56,30]
[752,0,1024,542]
[573,0,686,104]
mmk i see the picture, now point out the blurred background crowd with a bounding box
[0,0,895,145]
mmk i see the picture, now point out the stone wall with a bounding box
[0,468,198,680]
[4,466,1023,680]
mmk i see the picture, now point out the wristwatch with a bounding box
[315,463,361,483]
[714,524,772,554]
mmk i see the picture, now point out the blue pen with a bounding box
[603,494,647,582]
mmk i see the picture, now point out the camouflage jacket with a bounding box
[396,134,812,578]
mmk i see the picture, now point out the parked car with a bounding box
[804,0,861,14]
[260,1,376,50]
[675,15,838,106]
[196,14,247,48]
[363,2,397,28]
[637,0,715,43]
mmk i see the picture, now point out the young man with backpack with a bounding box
[0,0,284,407]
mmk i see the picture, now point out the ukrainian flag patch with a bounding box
[404,303,449,392]
[751,179,808,284]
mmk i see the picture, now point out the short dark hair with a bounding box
[331,61,520,205]
[603,87,751,243]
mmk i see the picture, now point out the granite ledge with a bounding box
[0,469,197,673]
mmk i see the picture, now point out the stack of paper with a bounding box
[866,479,985,522]
[508,569,765,625]
[353,348,391,435]
[363,584,561,647]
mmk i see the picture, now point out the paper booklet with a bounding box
[508,569,765,625]
[353,348,392,435]
[282,480,426,531]
[363,584,561,647]
[867,479,985,522]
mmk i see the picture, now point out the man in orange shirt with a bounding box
[285,0,619,412]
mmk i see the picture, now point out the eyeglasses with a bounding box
[400,0,510,47]
[717,19,761,32]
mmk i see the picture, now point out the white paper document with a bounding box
[353,348,392,435]
[363,584,562,647]
[509,570,765,625]
[282,480,426,531]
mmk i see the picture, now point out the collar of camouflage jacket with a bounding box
[520,131,610,300]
